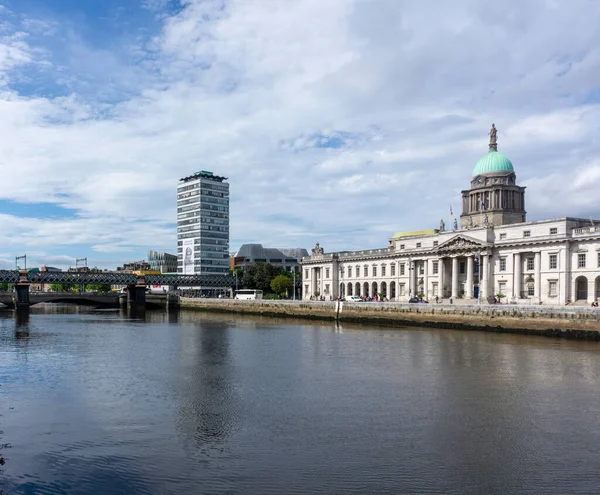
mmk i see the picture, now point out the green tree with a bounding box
[85,284,112,293]
[50,283,75,292]
[0,283,13,292]
[253,263,275,293]
[271,274,292,298]
[242,264,257,289]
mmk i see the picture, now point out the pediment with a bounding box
[436,235,487,254]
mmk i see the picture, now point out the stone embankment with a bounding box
[180,298,600,340]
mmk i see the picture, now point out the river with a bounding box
[1,305,600,494]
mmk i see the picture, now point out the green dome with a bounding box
[473,150,514,176]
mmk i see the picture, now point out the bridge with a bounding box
[0,270,233,309]
[0,292,179,309]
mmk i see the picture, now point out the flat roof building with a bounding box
[177,170,230,276]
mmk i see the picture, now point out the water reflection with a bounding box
[176,320,240,455]
[1,308,600,494]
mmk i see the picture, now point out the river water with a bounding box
[1,305,600,494]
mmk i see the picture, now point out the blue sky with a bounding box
[1,0,600,270]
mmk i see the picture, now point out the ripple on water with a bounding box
[2,310,600,494]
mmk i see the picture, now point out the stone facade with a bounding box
[301,127,600,305]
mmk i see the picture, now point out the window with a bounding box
[364,265,369,277]
[391,264,396,276]
[400,244,405,250]
[550,227,558,235]
[399,283,406,296]
[578,253,586,268]
[305,269,308,279]
[432,261,439,274]
[459,261,466,274]
[348,267,352,278]
[432,283,438,296]
[499,258,506,271]
[498,281,507,296]
[325,268,330,278]
[381,265,386,277]
[549,281,557,297]
[527,284,535,296]
[304,284,309,295]
[400,264,405,275]
[372,266,377,277]
[356,266,360,277]
[499,233,507,240]
[527,258,534,271]
[523,230,531,238]
[416,242,422,248]
[549,254,557,270]
[325,284,330,294]
[433,241,439,247]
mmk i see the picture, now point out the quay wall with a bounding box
[179,298,600,340]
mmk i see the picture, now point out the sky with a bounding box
[0,0,600,270]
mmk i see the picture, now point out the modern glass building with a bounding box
[177,170,230,275]
[148,250,178,273]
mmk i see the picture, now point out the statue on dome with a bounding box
[440,219,445,232]
[453,218,458,231]
[489,124,498,151]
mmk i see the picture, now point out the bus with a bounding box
[234,289,263,300]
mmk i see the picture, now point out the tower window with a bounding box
[523,230,531,238]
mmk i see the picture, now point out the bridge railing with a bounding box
[0,270,234,287]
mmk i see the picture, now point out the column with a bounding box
[481,254,489,302]
[534,251,541,300]
[423,260,429,299]
[514,253,521,300]
[451,257,459,299]
[466,256,474,299]
[439,258,445,298]
[312,268,317,297]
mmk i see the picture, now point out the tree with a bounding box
[242,264,257,289]
[253,263,275,293]
[271,274,292,298]
[0,283,13,292]
[50,283,74,292]
[85,284,112,293]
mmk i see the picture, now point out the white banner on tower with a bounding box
[182,238,195,274]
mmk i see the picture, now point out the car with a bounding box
[409,297,429,304]
[345,295,363,302]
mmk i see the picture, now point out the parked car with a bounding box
[346,295,363,302]
[409,297,429,304]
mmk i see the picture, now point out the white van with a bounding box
[346,295,363,302]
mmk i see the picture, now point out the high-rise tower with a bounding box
[460,124,526,228]
[177,170,230,275]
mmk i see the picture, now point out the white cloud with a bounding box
[0,0,599,265]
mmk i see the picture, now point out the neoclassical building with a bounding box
[301,126,600,305]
